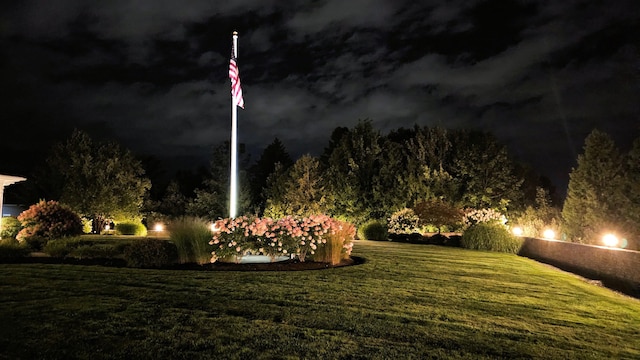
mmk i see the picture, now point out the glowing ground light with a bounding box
[542,229,556,240]
[602,233,619,247]
[512,227,523,236]
[210,223,218,232]
[105,224,110,231]
[154,223,164,232]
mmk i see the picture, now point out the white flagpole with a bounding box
[230,31,239,218]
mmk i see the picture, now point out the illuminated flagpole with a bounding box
[229,31,239,218]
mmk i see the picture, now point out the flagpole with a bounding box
[229,31,239,218]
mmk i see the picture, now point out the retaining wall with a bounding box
[518,237,640,296]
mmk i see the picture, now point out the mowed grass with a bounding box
[0,241,639,359]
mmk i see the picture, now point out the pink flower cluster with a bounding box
[209,214,354,263]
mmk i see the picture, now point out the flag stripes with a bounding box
[229,45,244,109]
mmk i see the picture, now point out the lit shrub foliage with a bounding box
[115,221,147,236]
[0,217,22,239]
[211,215,354,264]
[81,218,93,234]
[169,217,213,265]
[123,239,178,268]
[461,222,522,254]
[17,200,83,243]
[387,208,421,234]
[357,219,388,241]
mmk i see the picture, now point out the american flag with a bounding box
[229,43,244,109]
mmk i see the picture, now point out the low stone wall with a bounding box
[518,237,640,297]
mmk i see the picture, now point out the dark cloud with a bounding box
[1,0,638,194]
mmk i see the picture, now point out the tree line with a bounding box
[13,121,639,249]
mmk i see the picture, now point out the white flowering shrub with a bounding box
[462,208,507,230]
[388,208,421,234]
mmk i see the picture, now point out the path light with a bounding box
[512,227,523,236]
[542,229,555,240]
[154,223,164,232]
[602,233,619,247]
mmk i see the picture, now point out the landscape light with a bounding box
[154,223,164,232]
[542,229,555,240]
[602,233,619,247]
[105,224,110,231]
[512,227,523,236]
[210,223,218,232]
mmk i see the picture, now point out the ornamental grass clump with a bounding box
[312,219,355,265]
[17,200,83,244]
[169,217,213,264]
[461,222,523,253]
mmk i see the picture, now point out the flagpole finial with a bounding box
[233,31,238,36]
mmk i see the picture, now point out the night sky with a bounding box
[1,0,638,195]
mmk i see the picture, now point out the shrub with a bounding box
[510,205,562,239]
[388,208,421,234]
[123,239,178,268]
[81,218,93,234]
[1,217,21,239]
[357,220,388,241]
[428,233,449,245]
[211,215,355,264]
[23,236,48,252]
[444,235,462,247]
[0,238,31,258]
[115,221,147,236]
[43,237,84,257]
[169,217,213,264]
[68,244,119,259]
[387,232,426,243]
[17,200,83,242]
[461,223,523,253]
[462,208,507,230]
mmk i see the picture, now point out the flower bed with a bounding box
[210,215,355,265]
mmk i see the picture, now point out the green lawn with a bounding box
[0,240,638,359]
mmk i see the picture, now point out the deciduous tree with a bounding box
[45,130,150,232]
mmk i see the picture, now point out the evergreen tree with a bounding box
[324,120,383,223]
[284,155,330,216]
[620,136,640,248]
[262,163,290,219]
[249,138,293,214]
[562,129,625,243]
[187,142,251,219]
